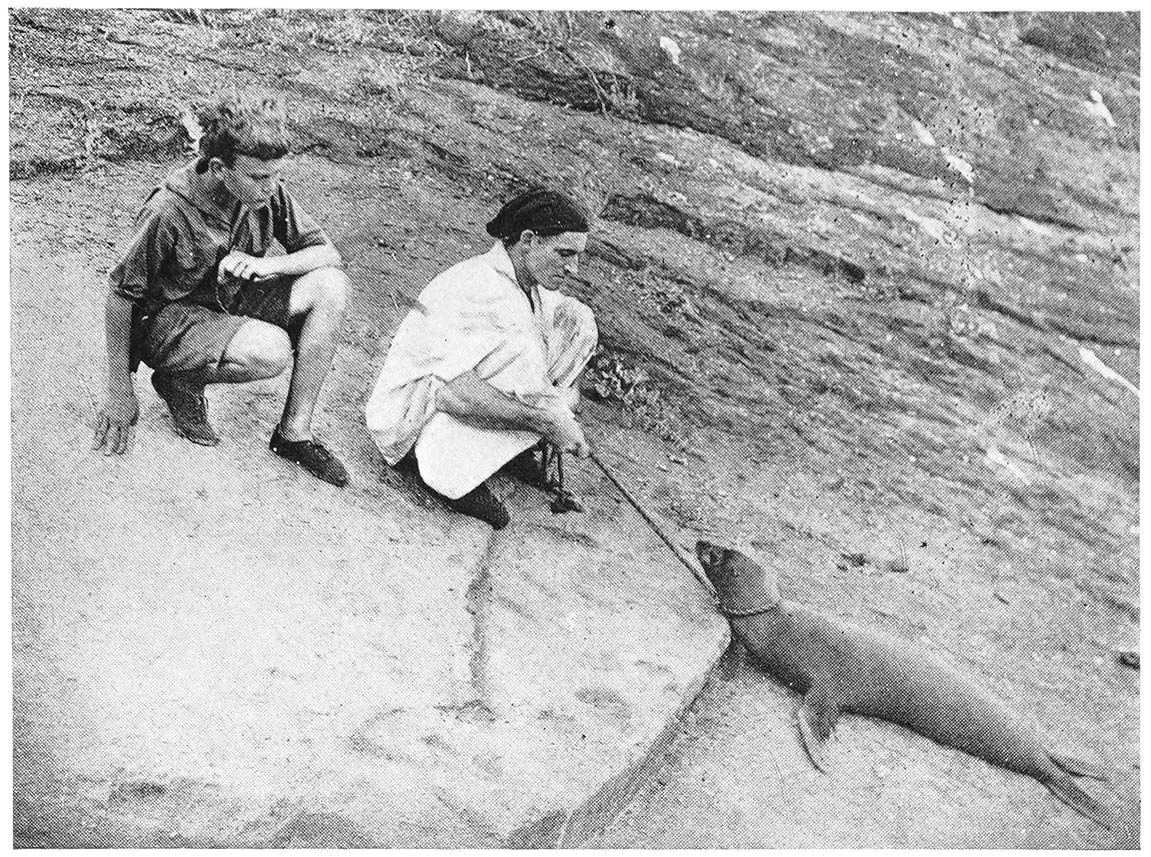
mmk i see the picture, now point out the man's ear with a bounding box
[207,157,228,176]
[520,229,536,248]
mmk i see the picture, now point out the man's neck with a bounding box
[193,170,238,213]
[505,251,540,313]
[507,250,536,297]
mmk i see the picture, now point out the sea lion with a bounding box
[695,540,1112,829]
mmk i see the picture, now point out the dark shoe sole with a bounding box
[393,453,507,528]
[442,487,510,529]
[270,452,350,487]
[270,437,349,487]
[173,426,220,447]
[445,498,509,529]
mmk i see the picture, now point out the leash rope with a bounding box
[588,452,715,597]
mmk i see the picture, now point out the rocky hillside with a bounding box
[13,6,1138,600]
[10,9,1140,847]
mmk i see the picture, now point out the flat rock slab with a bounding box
[14,452,726,847]
[12,240,728,846]
[326,479,728,846]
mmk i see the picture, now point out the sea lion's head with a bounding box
[695,541,781,616]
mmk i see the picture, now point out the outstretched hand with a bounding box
[92,391,139,455]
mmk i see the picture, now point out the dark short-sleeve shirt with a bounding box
[108,161,329,308]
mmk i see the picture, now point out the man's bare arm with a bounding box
[92,290,140,455]
[436,370,552,433]
[436,370,590,456]
[221,243,342,282]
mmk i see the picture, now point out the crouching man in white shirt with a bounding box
[365,189,597,528]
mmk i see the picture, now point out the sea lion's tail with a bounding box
[1045,774,1113,830]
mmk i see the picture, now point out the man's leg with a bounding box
[279,266,350,440]
[408,418,524,530]
[264,266,351,486]
[503,295,597,481]
[211,319,293,383]
[416,414,539,498]
[147,301,292,446]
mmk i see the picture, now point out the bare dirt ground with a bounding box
[590,443,1140,848]
[11,9,1140,848]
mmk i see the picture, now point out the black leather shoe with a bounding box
[151,370,219,446]
[442,480,510,530]
[270,428,349,487]
[395,452,509,529]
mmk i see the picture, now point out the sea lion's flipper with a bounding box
[795,688,840,773]
[796,704,829,772]
[1051,752,1109,782]
[1045,776,1113,830]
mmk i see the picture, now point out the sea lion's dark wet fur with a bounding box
[696,541,1112,829]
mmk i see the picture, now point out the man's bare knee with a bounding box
[294,266,350,318]
[250,333,293,378]
[222,322,292,380]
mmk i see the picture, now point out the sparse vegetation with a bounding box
[584,347,682,443]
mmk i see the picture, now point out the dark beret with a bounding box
[486,189,590,242]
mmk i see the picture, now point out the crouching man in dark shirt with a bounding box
[92,94,350,486]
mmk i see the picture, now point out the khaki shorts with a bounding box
[140,276,301,373]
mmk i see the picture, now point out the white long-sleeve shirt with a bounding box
[365,242,595,467]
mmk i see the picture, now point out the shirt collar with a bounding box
[164,160,271,224]
[485,240,541,312]
[486,241,517,281]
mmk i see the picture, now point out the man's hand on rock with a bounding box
[92,390,139,455]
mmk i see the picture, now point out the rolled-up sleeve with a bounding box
[107,208,175,302]
[273,186,329,252]
[364,298,510,464]
[365,256,542,464]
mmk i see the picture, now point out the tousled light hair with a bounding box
[194,94,289,172]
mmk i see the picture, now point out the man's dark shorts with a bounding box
[140,276,304,373]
